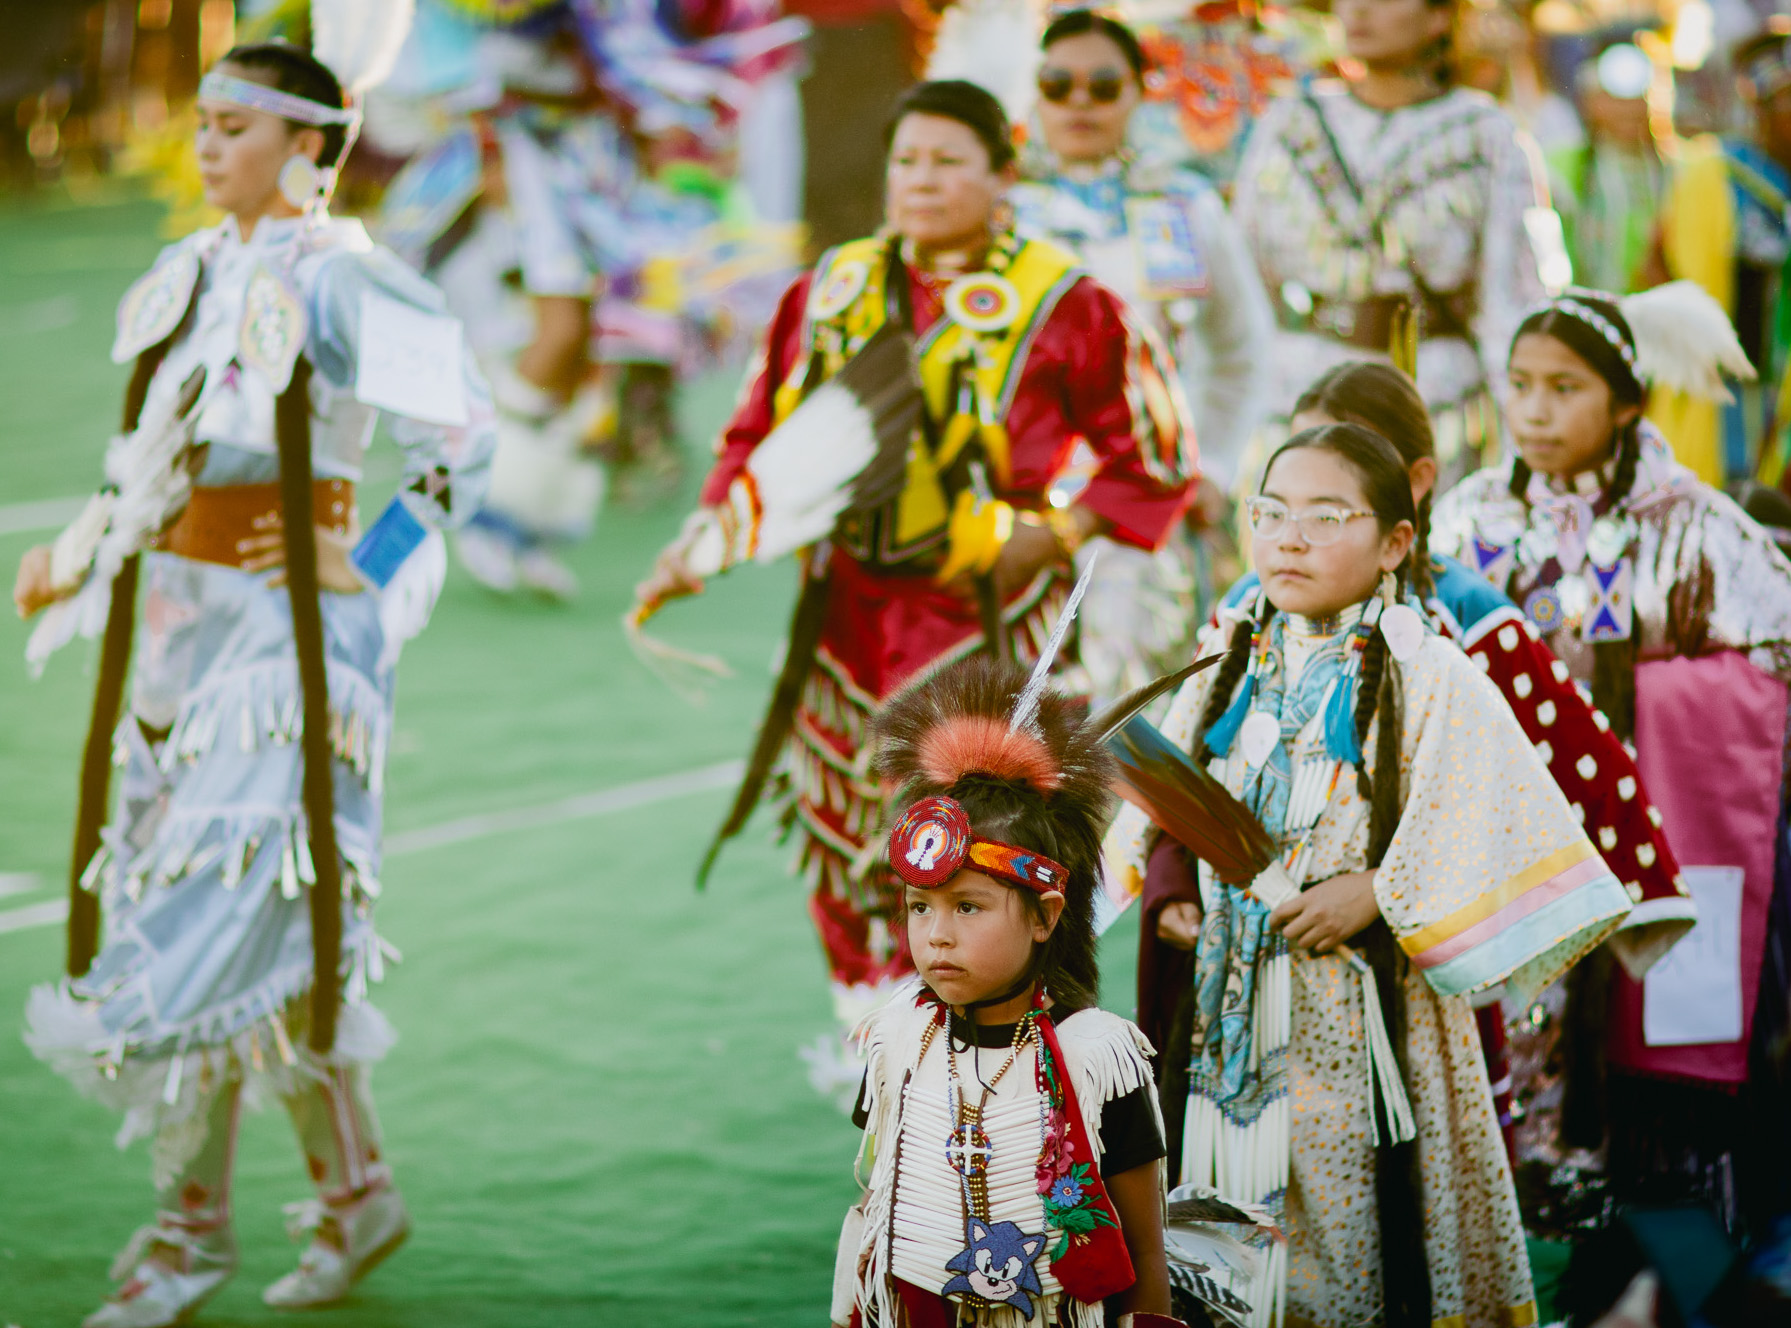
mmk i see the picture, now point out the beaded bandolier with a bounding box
[786,233,1082,572]
[698,232,1086,883]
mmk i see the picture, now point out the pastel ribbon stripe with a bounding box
[1403,840,1630,995]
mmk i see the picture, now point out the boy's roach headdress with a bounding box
[874,562,1113,894]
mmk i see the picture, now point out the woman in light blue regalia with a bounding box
[1008,8,1273,705]
[10,22,494,1328]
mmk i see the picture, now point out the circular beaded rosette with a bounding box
[1524,584,1565,631]
[943,274,1020,333]
[889,796,973,887]
[810,259,871,320]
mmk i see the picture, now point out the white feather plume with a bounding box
[311,0,416,95]
[1008,550,1098,734]
[1620,280,1756,403]
[925,0,1044,125]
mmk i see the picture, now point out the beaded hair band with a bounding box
[1539,296,1637,373]
[198,71,359,128]
[889,796,1068,895]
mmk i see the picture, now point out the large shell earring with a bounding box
[277,154,322,209]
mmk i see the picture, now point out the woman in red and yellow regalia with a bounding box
[638,79,1196,1071]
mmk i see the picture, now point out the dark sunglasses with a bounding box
[1036,67,1128,105]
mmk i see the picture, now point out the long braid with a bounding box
[1591,418,1644,742]
[1194,614,1259,763]
[1411,491,1435,602]
[1508,456,1533,504]
[1352,629,1388,804]
[1367,649,1404,869]
[1353,582,1426,1326]
[1601,417,1642,511]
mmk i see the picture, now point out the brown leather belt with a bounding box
[150,480,355,569]
[1279,290,1474,353]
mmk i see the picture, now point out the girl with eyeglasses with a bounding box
[1432,284,1791,1231]
[633,79,1196,1071]
[1161,362,1685,1229]
[1109,423,1631,1327]
[1231,0,1551,482]
[1007,9,1273,710]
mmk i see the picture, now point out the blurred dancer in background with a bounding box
[1434,284,1791,1232]
[372,0,805,597]
[1647,25,1791,489]
[633,80,1195,1097]
[1009,8,1270,700]
[1233,0,1553,482]
[1547,36,1665,296]
[13,26,495,1325]
[1123,0,1326,192]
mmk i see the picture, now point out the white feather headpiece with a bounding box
[1620,280,1756,403]
[311,0,416,96]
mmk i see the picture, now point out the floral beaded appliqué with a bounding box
[1034,1043,1118,1260]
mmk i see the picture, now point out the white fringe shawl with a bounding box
[845,982,1159,1327]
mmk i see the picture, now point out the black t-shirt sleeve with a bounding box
[1096,1085,1166,1179]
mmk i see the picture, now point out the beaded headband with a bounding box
[889,796,1068,895]
[1741,37,1791,101]
[1534,295,1638,374]
[198,71,358,128]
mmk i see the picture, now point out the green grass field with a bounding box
[0,195,1142,1326]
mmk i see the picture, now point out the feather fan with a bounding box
[685,321,920,577]
[1621,279,1755,402]
[1086,653,1231,743]
[1108,715,1275,885]
[310,0,416,95]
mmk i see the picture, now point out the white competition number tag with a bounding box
[355,292,469,427]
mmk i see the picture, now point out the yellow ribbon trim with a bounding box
[775,235,1081,557]
[936,492,1015,583]
[1400,840,1600,955]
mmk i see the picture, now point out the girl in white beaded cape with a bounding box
[837,655,1182,1328]
[1109,424,1633,1328]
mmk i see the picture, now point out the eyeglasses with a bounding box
[1036,67,1129,105]
[1245,497,1379,545]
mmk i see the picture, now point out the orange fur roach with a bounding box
[916,715,1064,793]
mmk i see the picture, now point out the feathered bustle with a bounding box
[310,0,415,95]
[1621,280,1756,402]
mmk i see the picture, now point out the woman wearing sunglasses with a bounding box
[1232,0,1551,481]
[634,79,1196,1066]
[1014,9,1272,487]
[1008,9,1272,705]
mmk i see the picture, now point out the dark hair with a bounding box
[1040,8,1148,80]
[1198,424,1414,866]
[218,42,351,165]
[1294,361,1437,600]
[1425,0,1460,89]
[872,657,1112,1011]
[1506,294,1644,740]
[885,79,1016,172]
[950,773,1102,1010]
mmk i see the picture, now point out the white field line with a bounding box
[0,759,744,936]
[0,899,71,935]
[0,496,86,537]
